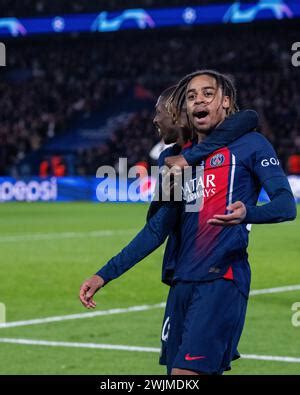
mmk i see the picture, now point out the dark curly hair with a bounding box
[166,69,239,123]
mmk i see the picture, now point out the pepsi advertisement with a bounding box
[0,176,299,203]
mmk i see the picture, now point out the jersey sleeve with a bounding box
[242,133,297,224]
[250,134,286,184]
[182,110,258,165]
[243,176,297,224]
[96,203,180,284]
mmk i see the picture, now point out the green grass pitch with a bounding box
[0,202,299,375]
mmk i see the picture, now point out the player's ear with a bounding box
[222,95,230,110]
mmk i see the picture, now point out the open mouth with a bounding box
[193,110,209,120]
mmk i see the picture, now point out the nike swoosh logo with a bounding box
[185,353,206,361]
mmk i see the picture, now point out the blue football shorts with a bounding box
[159,278,248,375]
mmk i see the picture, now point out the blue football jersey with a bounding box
[173,132,286,296]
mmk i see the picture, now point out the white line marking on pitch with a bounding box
[0,338,299,364]
[0,284,299,330]
[240,354,300,363]
[0,338,159,353]
[0,229,137,243]
[249,284,300,296]
[0,284,300,329]
[0,303,166,329]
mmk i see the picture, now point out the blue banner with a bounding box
[0,177,155,202]
[1,176,299,203]
[0,1,299,38]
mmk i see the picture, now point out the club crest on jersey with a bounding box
[210,153,225,167]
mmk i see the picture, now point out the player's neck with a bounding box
[177,135,188,147]
[177,126,191,147]
[195,115,227,143]
[197,132,207,143]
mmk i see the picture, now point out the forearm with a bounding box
[96,204,179,283]
[96,226,164,283]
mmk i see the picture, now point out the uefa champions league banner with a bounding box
[0,1,299,38]
[0,176,300,203]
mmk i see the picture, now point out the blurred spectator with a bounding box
[39,155,67,177]
[288,154,300,175]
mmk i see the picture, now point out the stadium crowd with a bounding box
[1,22,300,176]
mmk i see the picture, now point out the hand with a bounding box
[207,201,247,226]
[79,275,105,309]
[161,165,182,200]
[165,155,189,169]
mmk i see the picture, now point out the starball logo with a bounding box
[0,42,6,66]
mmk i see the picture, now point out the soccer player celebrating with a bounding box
[79,84,258,300]
[157,70,296,375]
[79,71,295,375]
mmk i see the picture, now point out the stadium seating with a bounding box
[1,21,299,176]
